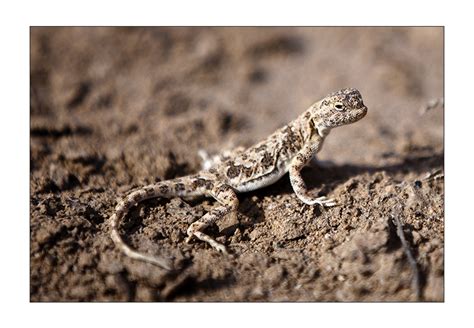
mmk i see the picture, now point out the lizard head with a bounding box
[315,88,367,128]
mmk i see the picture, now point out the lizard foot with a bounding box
[307,196,338,207]
[186,230,229,255]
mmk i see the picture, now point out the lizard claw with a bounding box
[214,243,228,255]
[317,196,338,207]
[307,196,338,207]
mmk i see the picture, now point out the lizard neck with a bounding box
[296,106,331,142]
[316,124,331,138]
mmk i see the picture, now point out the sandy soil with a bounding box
[30,27,443,301]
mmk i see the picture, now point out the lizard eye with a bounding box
[334,103,344,111]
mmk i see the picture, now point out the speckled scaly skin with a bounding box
[110,88,368,270]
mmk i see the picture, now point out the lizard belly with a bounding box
[234,165,288,193]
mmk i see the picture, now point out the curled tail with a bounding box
[110,178,196,271]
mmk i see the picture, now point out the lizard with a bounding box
[109,88,368,270]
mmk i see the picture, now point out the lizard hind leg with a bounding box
[185,184,239,254]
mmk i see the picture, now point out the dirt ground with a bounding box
[30,27,444,301]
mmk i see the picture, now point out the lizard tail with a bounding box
[109,180,180,271]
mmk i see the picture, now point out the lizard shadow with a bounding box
[161,273,237,301]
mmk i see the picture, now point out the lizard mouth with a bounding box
[342,105,367,126]
[355,105,368,119]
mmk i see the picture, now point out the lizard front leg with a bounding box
[289,139,337,207]
[185,184,239,253]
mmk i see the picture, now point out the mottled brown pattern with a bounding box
[158,184,169,194]
[174,183,186,192]
[281,125,301,153]
[261,151,273,168]
[242,166,253,178]
[226,163,241,178]
[191,177,214,190]
[192,177,207,187]
[214,184,234,195]
[145,187,155,196]
[205,180,214,189]
[131,192,141,203]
